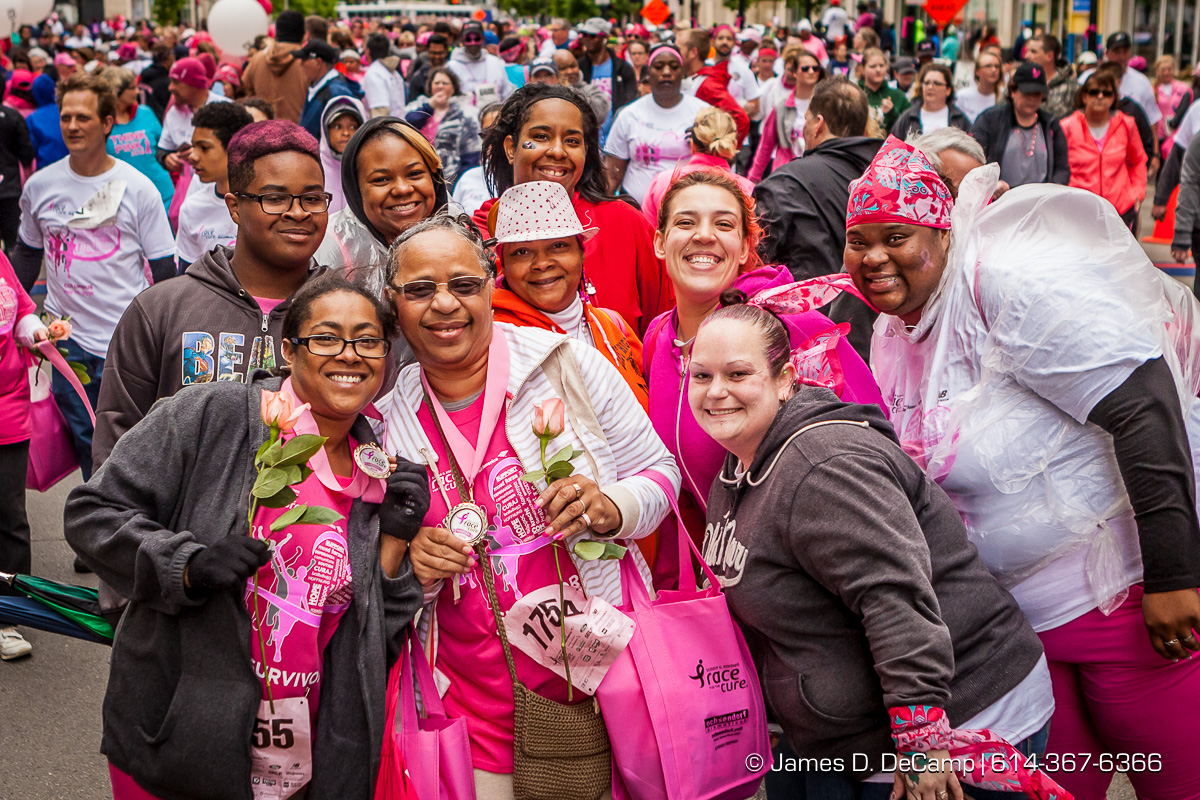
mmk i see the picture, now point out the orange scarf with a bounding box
[493,288,649,412]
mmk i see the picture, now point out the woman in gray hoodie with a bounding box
[65,273,425,800]
[688,293,1065,800]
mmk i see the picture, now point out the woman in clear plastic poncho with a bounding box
[315,117,452,299]
[844,136,1200,800]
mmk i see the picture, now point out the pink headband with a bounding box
[846,136,952,231]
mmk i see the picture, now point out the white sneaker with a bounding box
[0,627,32,660]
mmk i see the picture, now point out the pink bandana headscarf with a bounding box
[846,136,953,231]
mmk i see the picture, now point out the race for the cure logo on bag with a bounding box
[688,659,748,693]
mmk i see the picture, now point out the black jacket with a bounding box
[889,100,972,140]
[67,376,421,800]
[0,104,33,200]
[704,386,1044,776]
[405,53,431,104]
[93,246,327,467]
[139,62,171,120]
[971,101,1070,185]
[578,49,639,118]
[754,136,883,358]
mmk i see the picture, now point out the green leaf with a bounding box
[297,506,345,526]
[70,363,91,385]
[254,438,273,464]
[601,543,628,560]
[257,486,297,508]
[573,540,607,561]
[546,461,574,481]
[520,470,546,484]
[545,445,575,467]
[259,439,286,467]
[269,505,306,532]
[251,467,289,498]
[283,465,303,485]
[297,465,314,483]
[276,434,326,467]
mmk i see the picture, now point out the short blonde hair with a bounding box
[690,106,740,160]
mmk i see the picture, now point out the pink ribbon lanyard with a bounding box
[278,377,383,502]
[37,340,94,425]
[419,327,510,485]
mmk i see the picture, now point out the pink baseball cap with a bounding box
[169,57,211,90]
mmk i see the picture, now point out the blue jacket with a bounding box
[300,73,364,141]
[27,74,66,168]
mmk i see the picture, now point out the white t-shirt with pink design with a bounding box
[603,92,711,204]
[18,157,175,358]
[176,184,236,265]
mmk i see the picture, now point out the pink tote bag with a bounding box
[383,631,477,800]
[26,341,95,491]
[596,479,771,800]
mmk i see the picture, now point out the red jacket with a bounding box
[1060,110,1147,215]
[473,193,674,335]
[692,62,750,143]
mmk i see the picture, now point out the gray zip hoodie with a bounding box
[703,386,1044,776]
[65,376,421,800]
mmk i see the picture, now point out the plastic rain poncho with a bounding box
[870,164,1200,629]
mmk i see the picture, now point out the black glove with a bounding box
[186,536,271,593]
[379,459,431,542]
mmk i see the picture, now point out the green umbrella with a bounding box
[0,571,114,644]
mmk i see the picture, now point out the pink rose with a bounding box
[260,390,309,431]
[532,398,566,438]
[47,319,72,341]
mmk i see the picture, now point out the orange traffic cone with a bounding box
[1144,185,1179,245]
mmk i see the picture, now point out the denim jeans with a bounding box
[798,724,1051,800]
[50,338,103,480]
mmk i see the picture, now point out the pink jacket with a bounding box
[1156,79,1190,158]
[640,152,758,226]
[748,93,804,182]
[1061,110,1148,216]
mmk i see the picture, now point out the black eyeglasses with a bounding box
[388,276,489,302]
[237,192,332,214]
[288,335,391,358]
[1085,89,1114,98]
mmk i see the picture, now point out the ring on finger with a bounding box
[1165,638,1181,646]
[581,511,592,528]
[572,483,582,499]
[1184,632,1197,642]
[936,792,949,800]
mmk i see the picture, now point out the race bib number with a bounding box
[250,697,312,799]
[474,83,499,106]
[503,583,635,695]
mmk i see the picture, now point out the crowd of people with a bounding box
[0,7,1198,800]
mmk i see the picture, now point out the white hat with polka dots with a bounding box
[493,180,599,244]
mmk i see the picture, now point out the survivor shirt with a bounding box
[18,158,175,358]
[420,393,581,773]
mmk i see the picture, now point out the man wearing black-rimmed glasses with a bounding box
[94,119,331,469]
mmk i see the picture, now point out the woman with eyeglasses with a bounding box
[66,272,426,800]
[376,213,678,797]
[748,50,823,182]
[100,66,175,211]
[1060,70,1148,231]
[315,117,451,299]
[890,63,972,139]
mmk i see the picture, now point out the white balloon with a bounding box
[19,0,52,26]
[0,0,24,36]
[206,0,269,56]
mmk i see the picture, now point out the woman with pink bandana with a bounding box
[846,136,1200,799]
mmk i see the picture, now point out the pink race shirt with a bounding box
[419,395,581,773]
